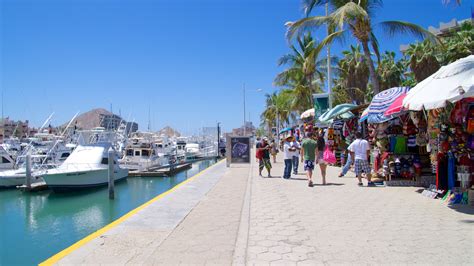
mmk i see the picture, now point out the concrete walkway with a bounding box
[54,153,474,265]
[242,156,474,265]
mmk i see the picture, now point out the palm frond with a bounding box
[285,16,330,41]
[380,21,441,44]
[277,54,297,66]
[302,0,328,16]
[331,2,369,29]
[313,29,347,57]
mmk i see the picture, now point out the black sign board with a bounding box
[229,137,250,163]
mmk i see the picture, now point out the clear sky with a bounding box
[1,0,472,134]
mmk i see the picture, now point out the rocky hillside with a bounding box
[65,108,117,130]
[158,126,181,137]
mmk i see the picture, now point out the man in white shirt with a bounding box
[283,136,296,179]
[348,131,374,186]
[291,140,301,175]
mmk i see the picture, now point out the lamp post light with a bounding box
[243,85,263,137]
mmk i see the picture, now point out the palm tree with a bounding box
[286,0,437,95]
[404,39,441,83]
[331,44,369,104]
[377,51,407,90]
[442,21,473,64]
[260,90,294,136]
[274,33,330,112]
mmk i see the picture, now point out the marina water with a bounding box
[0,159,217,265]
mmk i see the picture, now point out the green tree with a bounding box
[404,39,442,83]
[442,21,473,64]
[286,0,436,95]
[274,33,330,112]
[260,90,294,135]
[331,44,369,105]
[377,51,407,90]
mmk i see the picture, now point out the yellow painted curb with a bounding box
[39,159,224,266]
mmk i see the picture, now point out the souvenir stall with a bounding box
[318,104,366,166]
[402,55,474,204]
[362,87,434,185]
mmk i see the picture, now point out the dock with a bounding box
[128,163,192,177]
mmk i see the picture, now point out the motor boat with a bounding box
[42,142,128,191]
[119,134,170,172]
[0,146,15,170]
[0,155,50,188]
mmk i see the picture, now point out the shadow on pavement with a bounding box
[448,204,474,215]
[313,183,344,186]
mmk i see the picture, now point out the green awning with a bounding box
[318,103,358,123]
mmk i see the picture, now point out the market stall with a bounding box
[402,55,474,203]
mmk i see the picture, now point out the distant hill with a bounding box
[158,126,181,137]
[63,108,118,130]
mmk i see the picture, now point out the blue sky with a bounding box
[1,0,472,134]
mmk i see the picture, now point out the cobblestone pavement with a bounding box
[242,155,474,265]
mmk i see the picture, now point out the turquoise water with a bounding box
[0,159,217,266]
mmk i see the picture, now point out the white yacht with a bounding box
[119,133,170,172]
[185,143,201,160]
[42,142,128,191]
[0,155,50,188]
[0,146,15,170]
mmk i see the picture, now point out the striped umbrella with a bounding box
[367,87,410,123]
[384,93,407,116]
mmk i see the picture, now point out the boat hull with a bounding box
[43,168,129,192]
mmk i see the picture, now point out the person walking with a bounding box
[338,151,353,177]
[257,137,272,177]
[283,136,295,179]
[270,139,278,163]
[300,132,317,187]
[315,130,327,185]
[291,139,301,175]
[348,131,374,186]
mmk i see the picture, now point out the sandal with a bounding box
[358,182,363,186]
[308,181,314,187]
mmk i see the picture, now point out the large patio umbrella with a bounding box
[384,93,407,116]
[366,87,411,123]
[300,108,314,119]
[403,55,474,110]
[318,103,357,123]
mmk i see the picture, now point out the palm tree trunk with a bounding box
[361,41,380,95]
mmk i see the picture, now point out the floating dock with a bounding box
[128,163,192,177]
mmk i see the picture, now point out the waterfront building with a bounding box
[0,118,29,142]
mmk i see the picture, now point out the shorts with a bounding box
[304,160,315,171]
[259,158,272,171]
[316,151,326,165]
[354,159,371,176]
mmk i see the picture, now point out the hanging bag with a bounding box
[323,146,337,164]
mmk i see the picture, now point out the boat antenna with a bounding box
[147,105,151,132]
[40,112,79,166]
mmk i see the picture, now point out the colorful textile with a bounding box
[394,136,407,154]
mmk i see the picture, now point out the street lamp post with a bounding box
[243,83,246,136]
